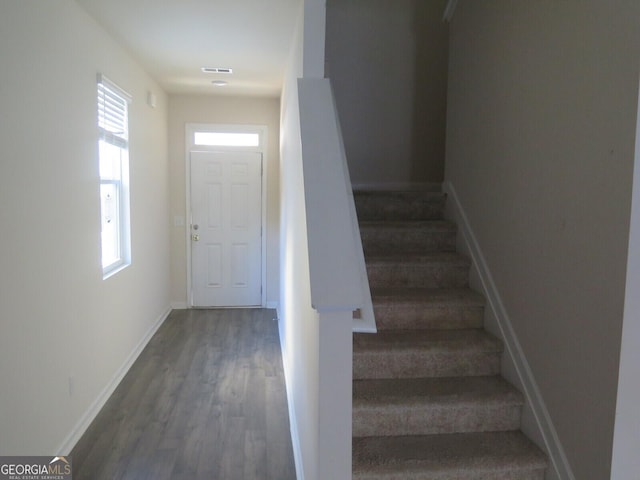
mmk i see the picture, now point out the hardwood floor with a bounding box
[71,309,296,480]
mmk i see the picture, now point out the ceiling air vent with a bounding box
[201,67,233,74]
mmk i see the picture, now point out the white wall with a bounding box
[445,1,640,478]
[279,3,355,479]
[325,0,449,187]
[167,95,281,308]
[0,0,170,455]
[278,7,319,479]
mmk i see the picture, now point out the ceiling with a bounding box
[76,0,301,97]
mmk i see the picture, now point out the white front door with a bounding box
[190,150,262,307]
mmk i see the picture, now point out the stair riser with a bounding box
[353,352,501,379]
[361,229,456,255]
[353,468,546,480]
[355,197,445,222]
[367,264,469,289]
[374,304,484,330]
[353,404,522,437]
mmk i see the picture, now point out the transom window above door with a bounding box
[194,132,259,147]
[188,124,264,151]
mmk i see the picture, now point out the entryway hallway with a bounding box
[71,309,296,480]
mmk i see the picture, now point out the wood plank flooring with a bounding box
[71,309,296,480]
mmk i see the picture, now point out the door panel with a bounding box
[231,184,249,227]
[206,244,223,286]
[191,150,262,306]
[231,243,249,286]
[207,184,222,227]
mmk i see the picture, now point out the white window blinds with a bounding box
[97,74,131,149]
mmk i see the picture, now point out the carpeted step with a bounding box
[352,188,548,479]
[372,287,485,330]
[352,431,547,480]
[360,220,457,255]
[366,252,470,289]
[354,190,446,222]
[353,329,502,380]
[353,376,523,437]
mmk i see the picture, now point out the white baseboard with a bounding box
[171,301,278,310]
[442,181,575,480]
[57,305,172,455]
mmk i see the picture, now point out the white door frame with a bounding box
[185,123,268,307]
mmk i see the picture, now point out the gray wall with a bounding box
[445,1,640,478]
[326,0,449,187]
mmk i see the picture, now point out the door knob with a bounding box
[192,233,200,241]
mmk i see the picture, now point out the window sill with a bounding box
[103,262,130,280]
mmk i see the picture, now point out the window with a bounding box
[193,131,260,147]
[97,74,131,277]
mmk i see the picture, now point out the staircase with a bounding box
[352,189,547,480]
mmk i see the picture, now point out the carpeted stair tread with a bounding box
[360,219,455,228]
[371,287,484,308]
[353,329,502,379]
[354,328,501,353]
[353,376,523,436]
[354,190,447,222]
[371,288,485,330]
[366,253,471,289]
[353,189,445,197]
[354,375,522,407]
[352,188,547,478]
[360,220,457,254]
[353,431,547,480]
[371,287,484,304]
[365,251,469,264]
